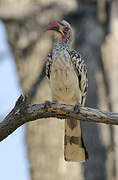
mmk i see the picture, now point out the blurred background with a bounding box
[0,0,118,180]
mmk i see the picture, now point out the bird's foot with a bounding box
[73,102,81,113]
[44,101,52,109]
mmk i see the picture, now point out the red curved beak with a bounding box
[44,21,60,32]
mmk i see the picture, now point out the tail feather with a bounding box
[64,119,88,162]
[81,125,89,160]
[67,119,77,130]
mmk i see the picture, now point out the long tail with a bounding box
[64,119,88,162]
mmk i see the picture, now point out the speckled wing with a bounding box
[70,50,88,106]
[46,52,53,79]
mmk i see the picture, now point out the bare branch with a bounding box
[0,95,118,142]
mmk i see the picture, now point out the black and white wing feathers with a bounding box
[46,52,53,79]
[70,50,88,106]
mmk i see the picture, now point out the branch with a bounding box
[1,95,118,142]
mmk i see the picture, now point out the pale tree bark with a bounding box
[102,0,118,179]
[0,0,117,180]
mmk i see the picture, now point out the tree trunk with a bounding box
[0,0,117,179]
[102,1,118,179]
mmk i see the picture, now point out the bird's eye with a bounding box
[64,27,68,32]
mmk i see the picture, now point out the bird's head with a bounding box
[44,20,72,43]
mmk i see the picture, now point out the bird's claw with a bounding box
[44,101,52,109]
[73,102,81,113]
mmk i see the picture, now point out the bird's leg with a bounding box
[73,101,81,113]
[67,101,81,130]
[44,100,52,109]
[44,100,57,109]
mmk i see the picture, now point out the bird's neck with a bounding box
[53,37,70,52]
